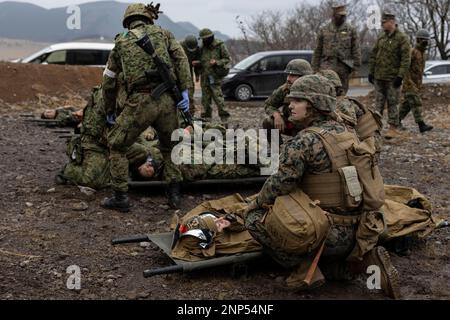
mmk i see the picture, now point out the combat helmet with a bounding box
[199,28,214,39]
[184,35,198,52]
[317,69,342,88]
[416,29,431,40]
[284,59,313,76]
[287,74,336,113]
[382,4,396,21]
[331,1,347,15]
[122,2,163,28]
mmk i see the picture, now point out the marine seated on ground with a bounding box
[41,107,84,127]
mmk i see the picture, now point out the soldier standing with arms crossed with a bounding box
[368,9,411,139]
[312,1,361,95]
[180,35,201,116]
[101,3,191,211]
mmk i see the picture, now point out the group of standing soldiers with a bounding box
[311,2,433,139]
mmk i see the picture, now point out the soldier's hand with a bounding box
[210,59,217,65]
[368,74,374,84]
[393,77,403,88]
[273,112,286,132]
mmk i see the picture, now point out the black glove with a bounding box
[393,76,403,88]
[368,74,374,84]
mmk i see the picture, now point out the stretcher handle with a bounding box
[143,265,183,278]
[111,235,150,245]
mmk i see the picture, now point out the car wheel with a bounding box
[234,84,252,102]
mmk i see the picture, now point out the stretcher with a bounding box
[112,232,264,278]
[128,176,268,188]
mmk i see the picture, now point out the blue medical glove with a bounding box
[177,89,190,113]
[106,113,116,127]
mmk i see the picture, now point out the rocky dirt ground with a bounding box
[0,82,449,300]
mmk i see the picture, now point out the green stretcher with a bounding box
[128,176,268,188]
[111,232,264,278]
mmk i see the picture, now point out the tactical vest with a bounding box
[301,127,385,212]
[349,98,382,141]
[116,24,176,92]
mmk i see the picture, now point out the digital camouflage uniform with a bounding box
[180,37,201,113]
[312,22,361,95]
[199,31,231,118]
[61,86,156,189]
[399,45,426,124]
[369,28,411,126]
[102,21,191,193]
[51,108,80,127]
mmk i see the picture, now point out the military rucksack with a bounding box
[264,190,330,254]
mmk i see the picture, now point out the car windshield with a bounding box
[234,53,265,70]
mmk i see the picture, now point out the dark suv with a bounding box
[222,50,313,101]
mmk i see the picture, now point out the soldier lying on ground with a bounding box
[41,107,83,127]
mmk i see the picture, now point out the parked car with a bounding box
[222,50,313,101]
[13,42,114,68]
[423,60,450,84]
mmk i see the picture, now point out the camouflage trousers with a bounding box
[399,93,423,124]
[244,208,358,269]
[200,76,228,116]
[321,61,352,95]
[63,146,111,190]
[374,79,401,127]
[107,92,182,193]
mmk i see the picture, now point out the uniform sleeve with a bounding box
[368,36,380,75]
[216,42,231,68]
[264,86,286,116]
[403,49,419,93]
[398,34,412,79]
[256,139,307,207]
[351,27,362,69]
[102,45,121,115]
[166,31,192,91]
[312,29,324,72]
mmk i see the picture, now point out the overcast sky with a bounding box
[3,0,314,37]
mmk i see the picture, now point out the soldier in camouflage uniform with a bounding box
[399,29,433,133]
[262,59,313,144]
[311,1,361,95]
[318,69,383,155]
[41,107,82,127]
[101,3,191,211]
[198,28,231,120]
[244,75,399,298]
[368,9,411,139]
[180,35,202,115]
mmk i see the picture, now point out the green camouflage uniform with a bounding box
[53,108,80,127]
[199,38,231,117]
[263,83,302,137]
[180,40,201,111]
[399,45,426,123]
[369,29,411,126]
[102,22,191,193]
[312,22,361,94]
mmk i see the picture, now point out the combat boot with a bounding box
[54,173,67,185]
[418,121,433,133]
[384,127,402,140]
[218,109,231,119]
[101,191,131,213]
[361,246,401,299]
[166,183,182,209]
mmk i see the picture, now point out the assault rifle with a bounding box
[135,34,193,127]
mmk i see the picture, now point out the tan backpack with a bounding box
[263,190,330,254]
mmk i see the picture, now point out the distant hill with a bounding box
[0,1,230,42]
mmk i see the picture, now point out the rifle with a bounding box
[135,34,193,127]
